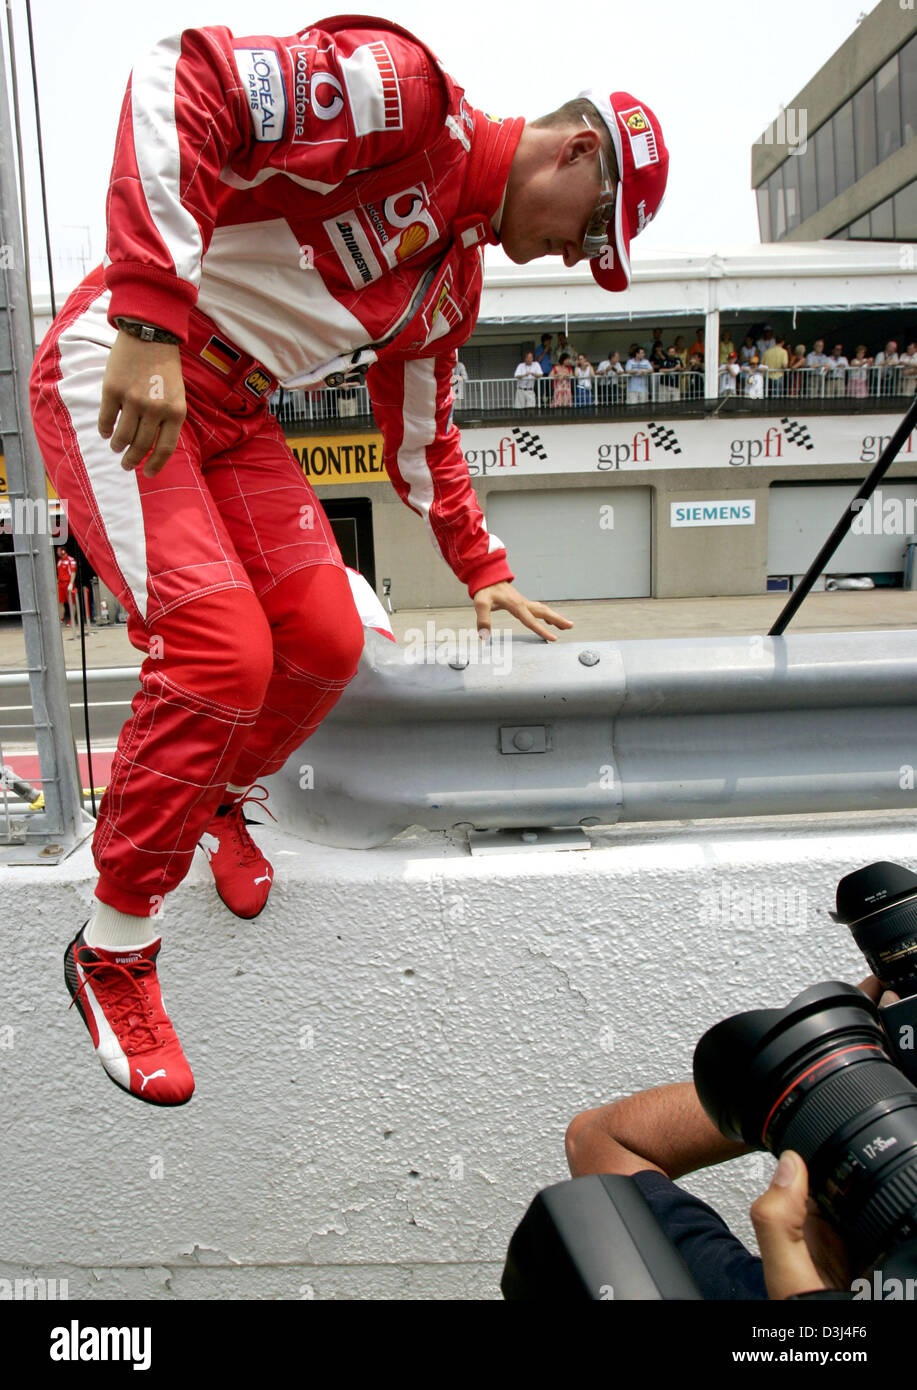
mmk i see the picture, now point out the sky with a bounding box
[4,0,884,300]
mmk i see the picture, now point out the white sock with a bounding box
[84,901,160,952]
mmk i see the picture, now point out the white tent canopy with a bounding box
[479,240,917,325]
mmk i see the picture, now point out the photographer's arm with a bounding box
[565,1081,750,1180]
[568,978,885,1182]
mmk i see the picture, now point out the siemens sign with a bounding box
[671,500,756,528]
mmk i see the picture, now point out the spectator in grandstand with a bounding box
[805,339,830,397]
[739,333,757,365]
[756,324,776,358]
[900,343,917,396]
[673,334,688,367]
[555,331,577,365]
[574,353,595,407]
[550,351,574,408]
[718,351,739,396]
[596,349,624,405]
[649,327,664,357]
[787,343,807,398]
[826,343,849,398]
[625,346,653,402]
[743,354,765,400]
[649,340,668,369]
[451,354,468,403]
[534,332,554,375]
[657,344,684,402]
[513,350,541,407]
[688,326,705,361]
[684,351,703,398]
[847,344,872,398]
[337,384,359,416]
[719,328,736,365]
[763,334,789,397]
[875,340,900,396]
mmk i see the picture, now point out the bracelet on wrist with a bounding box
[114,317,181,345]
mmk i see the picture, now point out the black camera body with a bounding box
[502,1174,703,1301]
[694,980,917,1272]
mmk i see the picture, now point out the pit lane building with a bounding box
[276,242,917,608]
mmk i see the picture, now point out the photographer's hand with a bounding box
[750,1151,850,1299]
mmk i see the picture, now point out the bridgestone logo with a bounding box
[336,221,372,284]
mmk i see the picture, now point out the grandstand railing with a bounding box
[269,364,917,425]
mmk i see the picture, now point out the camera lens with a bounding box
[694,982,917,1263]
[835,862,917,996]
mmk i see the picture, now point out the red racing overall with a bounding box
[30,16,519,913]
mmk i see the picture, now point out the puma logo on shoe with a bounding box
[199,832,221,860]
[137,1067,167,1092]
[254,871,272,886]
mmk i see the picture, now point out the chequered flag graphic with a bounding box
[511,426,548,461]
[780,417,814,450]
[646,422,682,454]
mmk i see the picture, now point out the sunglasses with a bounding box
[581,115,617,260]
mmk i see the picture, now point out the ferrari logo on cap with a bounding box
[618,105,659,169]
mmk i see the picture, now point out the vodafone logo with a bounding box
[311,72,344,121]
[382,187,426,228]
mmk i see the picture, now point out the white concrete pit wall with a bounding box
[1,811,912,1301]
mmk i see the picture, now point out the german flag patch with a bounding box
[200,335,241,374]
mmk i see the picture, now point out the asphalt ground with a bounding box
[3,587,917,675]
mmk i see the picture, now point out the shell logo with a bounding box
[395,222,429,261]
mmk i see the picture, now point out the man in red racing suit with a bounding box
[31,15,669,1104]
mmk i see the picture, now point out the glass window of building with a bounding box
[797,136,817,223]
[756,183,771,242]
[893,180,917,240]
[853,82,877,181]
[815,120,836,207]
[875,55,901,162]
[902,33,917,145]
[783,155,801,233]
[833,99,855,198]
[870,197,894,240]
[770,165,786,239]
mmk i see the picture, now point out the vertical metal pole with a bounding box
[0,37,83,846]
[704,276,719,401]
[769,391,917,636]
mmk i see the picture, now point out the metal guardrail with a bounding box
[268,364,917,424]
[257,627,917,849]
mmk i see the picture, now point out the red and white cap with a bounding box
[579,89,669,293]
